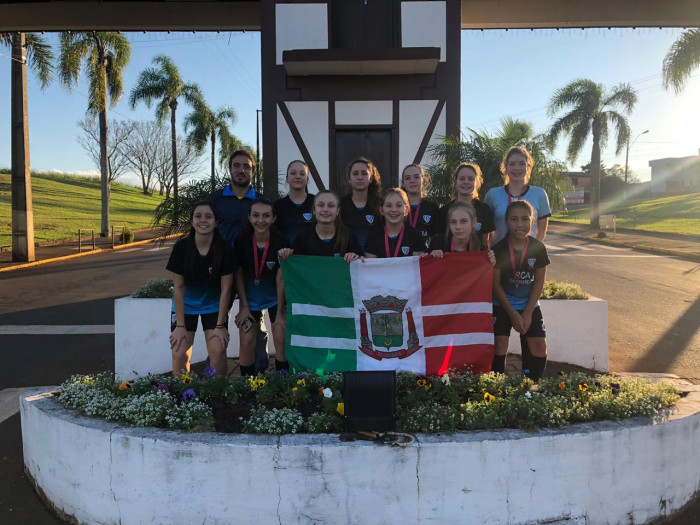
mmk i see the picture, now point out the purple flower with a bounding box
[279,369,290,376]
[204,366,216,378]
[183,389,196,402]
[156,384,169,393]
[611,383,621,396]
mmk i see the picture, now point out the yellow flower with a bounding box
[579,383,589,392]
[292,387,298,394]
[336,402,345,416]
[559,381,566,390]
[248,377,268,391]
[483,392,495,404]
[417,378,431,390]
[181,373,193,384]
[297,379,306,387]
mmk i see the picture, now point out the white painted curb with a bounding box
[507,297,609,372]
[21,388,700,525]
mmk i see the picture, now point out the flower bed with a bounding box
[58,370,680,434]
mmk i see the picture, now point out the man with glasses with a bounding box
[208,150,270,373]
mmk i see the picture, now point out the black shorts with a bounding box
[492,305,546,338]
[249,305,278,324]
[170,311,227,332]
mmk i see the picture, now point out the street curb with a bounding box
[0,234,180,274]
[551,230,700,263]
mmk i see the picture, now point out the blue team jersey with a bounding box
[484,185,551,244]
[492,235,550,310]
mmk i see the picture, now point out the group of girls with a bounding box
[167,146,552,380]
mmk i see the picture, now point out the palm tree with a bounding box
[1,32,54,261]
[428,117,569,207]
[662,29,700,93]
[129,55,203,222]
[547,79,637,229]
[184,101,238,190]
[59,31,131,237]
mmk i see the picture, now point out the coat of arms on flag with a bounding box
[359,295,420,360]
[281,254,494,376]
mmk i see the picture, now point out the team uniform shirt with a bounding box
[406,199,440,245]
[273,194,315,244]
[426,234,486,253]
[292,225,363,258]
[166,238,235,314]
[364,224,426,258]
[207,184,261,246]
[340,194,380,249]
[434,199,495,240]
[484,185,551,244]
[234,230,290,312]
[492,235,550,310]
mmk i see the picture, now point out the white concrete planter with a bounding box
[21,388,700,525]
[114,297,276,380]
[507,297,609,372]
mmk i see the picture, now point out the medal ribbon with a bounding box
[506,184,529,205]
[407,200,422,229]
[252,234,271,283]
[384,224,405,258]
[508,235,530,287]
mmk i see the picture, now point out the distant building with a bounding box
[649,150,700,194]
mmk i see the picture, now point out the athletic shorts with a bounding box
[249,305,278,324]
[492,305,546,338]
[170,311,227,332]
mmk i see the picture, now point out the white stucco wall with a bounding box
[401,1,447,61]
[275,3,328,65]
[287,101,329,193]
[335,101,393,126]
[22,389,700,525]
[399,100,445,170]
[114,297,276,380]
[507,298,609,372]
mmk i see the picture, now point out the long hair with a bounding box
[500,146,534,185]
[400,163,430,198]
[184,201,225,282]
[240,196,277,237]
[443,201,481,252]
[314,190,353,255]
[286,159,309,193]
[452,162,483,200]
[346,157,383,214]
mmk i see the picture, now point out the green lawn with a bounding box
[553,192,700,235]
[0,172,164,246]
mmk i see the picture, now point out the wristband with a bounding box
[176,324,185,328]
[215,324,226,328]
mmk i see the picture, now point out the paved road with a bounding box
[545,232,700,383]
[1,236,699,524]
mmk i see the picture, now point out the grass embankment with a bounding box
[0,172,164,246]
[553,192,700,235]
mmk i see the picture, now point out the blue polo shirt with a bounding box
[484,185,551,244]
[207,185,259,247]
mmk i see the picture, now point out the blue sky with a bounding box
[1,28,698,186]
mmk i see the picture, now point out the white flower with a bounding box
[525,391,532,399]
[323,388,333,398]
[441,374,451,386]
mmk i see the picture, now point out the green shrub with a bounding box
[120,225,134,244]
[541,281,589,300]
[131,279,174,298]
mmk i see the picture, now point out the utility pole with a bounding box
[255,109,262,192]
[625,129,649,184]
[11,32,35,262]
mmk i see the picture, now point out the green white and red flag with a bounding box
[281,254,494,376]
